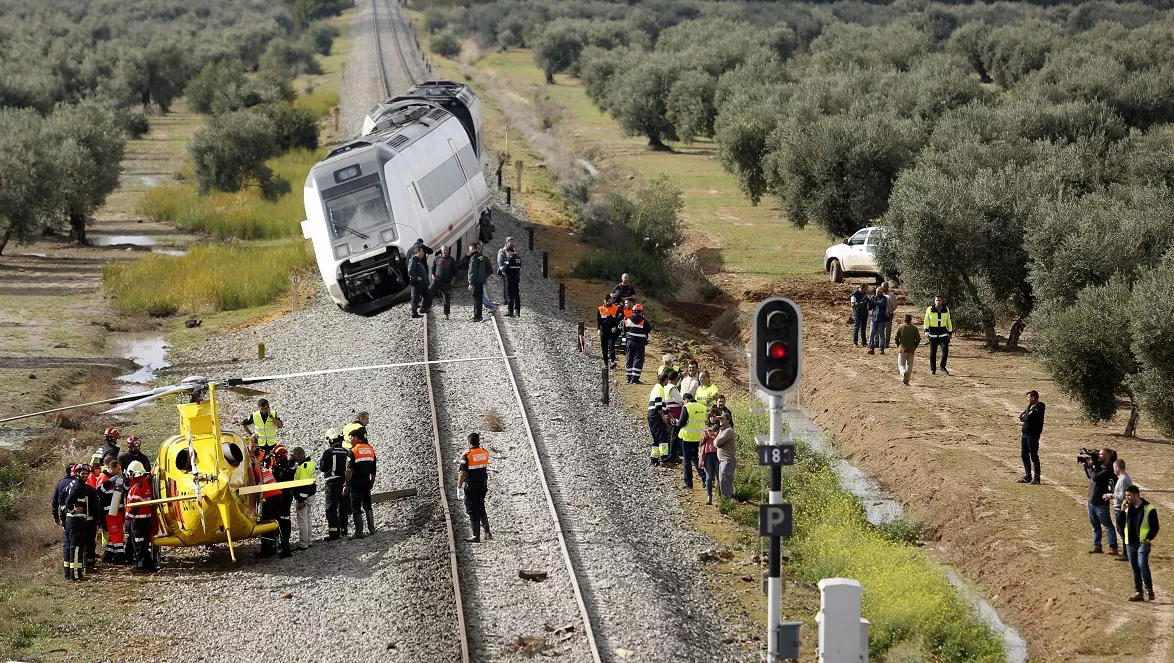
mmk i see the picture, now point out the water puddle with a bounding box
[92,234,158,247]
[108,333,169,394]
[769,397,1028,663]
[152,248,188,257]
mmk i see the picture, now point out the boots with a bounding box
[349,512,365,540]
[365,508,376,534]
[1089,545,1103,554]
[1108,545,1119,557]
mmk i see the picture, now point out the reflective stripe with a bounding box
[647,384,664,411]
[466,448,489,470]
[252,411,278,446]
[680,402,708,442]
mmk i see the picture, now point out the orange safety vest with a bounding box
[351,442,376,463]
[623,308,635,319]
[466,448,489,470]
[599,304,620,317]
[260,465,280,498]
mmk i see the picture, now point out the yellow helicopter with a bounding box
[0,356,497,561]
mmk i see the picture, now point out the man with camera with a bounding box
[1082,447,1119,555]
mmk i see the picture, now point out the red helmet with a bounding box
[103,427,119,439]
[632,304,644,313]
[273,445,288,457]
[73,463,90,475]
[126,435,141,449]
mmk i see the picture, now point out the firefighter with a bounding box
[344,427,377,539]
[291,447,316,550]
[457,433,492,543]
[97,460,126,563]
[241,398,283,452]
[90,427,120,465]
[61,465,92,580]
[597,294,622,369]
[502,244,522,317]
[51,464,73,577]
[624,304,652,384]
[271,445,296,558]
[124,461,156,573]
[319,428,349,540]
[118,435,152,473]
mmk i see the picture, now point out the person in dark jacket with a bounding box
[1085,448,1118,555]
[118,435,152,474]
[51,465,74,577]
[850,284,870,347]
[597,294,623,369]
[496,236,516,305]
[319,428,349,540]
[502,245,522,317]
[467,242,491,322]
[91,427,120,465]
[867,287,889,354]
[407,244,431,318]
[1122,485,1159,601]
[410,237,433,284]
[611,273,636,302]
[430,245,458,319]
[1017,390,1046,484]
[271,446,296,558]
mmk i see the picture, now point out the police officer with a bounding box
[503,244,522,317]
[467,242,491,322]
[271,446,296,558]
[242,398,283,452]
[597,294,622,369]
[291,447,316,550]
[624,304,652,384]
[923,295,953,376]
[344,427,377,539]
[61,464,93,580]
[408,243,431,319]
[118,435,152,474]
[458,433,492,543]
[319,428,350,540]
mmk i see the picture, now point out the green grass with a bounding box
[722,398,1004,663]
[138,148,320,240]
[102,241,313,315]
[572,249,672,296]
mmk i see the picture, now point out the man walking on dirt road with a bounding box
[1018,390,1045,484]
[923,295,953,375]
[894,314,920,385]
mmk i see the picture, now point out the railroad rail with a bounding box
[372,0,421,99]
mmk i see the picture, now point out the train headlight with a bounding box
[334,165,361,183]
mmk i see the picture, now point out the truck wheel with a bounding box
[829,259,843,283]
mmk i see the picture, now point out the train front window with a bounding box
[324,182,392,241]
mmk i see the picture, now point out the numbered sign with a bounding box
[757,443,795,467]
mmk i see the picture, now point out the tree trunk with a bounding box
[647,133,667,151]
[961,273,999,349]
[983,320,999,350]
[0,227,11,256]
[69,212,88,245]
[1007,317,1028,349]
[1124,405,1140,438]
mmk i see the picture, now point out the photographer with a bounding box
[1083,448,1119,555]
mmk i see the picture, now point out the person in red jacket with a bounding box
[98,460,126,563]
[124,461,156,573]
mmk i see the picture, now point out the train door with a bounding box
[448,137,476,229]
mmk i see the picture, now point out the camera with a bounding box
[1076,447,1100,465]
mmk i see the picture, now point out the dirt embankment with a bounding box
[714,276,1174,663]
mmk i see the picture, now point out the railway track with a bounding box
[372,0,423,98]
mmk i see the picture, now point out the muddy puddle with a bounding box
[151,248,188,256]
[92,234,158,247]
[770,395,1029,663]
[108,333,169,394]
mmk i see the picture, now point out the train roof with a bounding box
[326,104,456,165]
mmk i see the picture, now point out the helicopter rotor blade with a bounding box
[227,355,513,387]
[225,386,268,397]
[235,478,315,496]
[0,386,180,425]
[101,385,196,415]
[126,494,200,508]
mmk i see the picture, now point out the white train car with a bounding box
[362,81,484,159]
[303,84,493,314]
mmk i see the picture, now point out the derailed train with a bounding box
[302,81,494,313]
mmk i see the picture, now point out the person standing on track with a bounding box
[408,243,431,319]
[467,242,491,322]
[319,428,349,541]
[291,447,316,551]
[624,304,651,384]
[1017,390,1045,485]
[345,427,377,539]
[923,295,953,375]
[597,294,622,369]
[242,399,283,453]
[431,245,458,320]
[496,236,516,305]
[503,244,522,317]
[458,432,493,543]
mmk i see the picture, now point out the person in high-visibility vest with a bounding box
[675,393,709,490]
[344,427,377,539]
[342,412,369,451]
[123,461,156,573]
[647,373,670,465]
[457,432,492,543]
[61,464,93,580]
[291,447,317,551]
[1123,485,1159,602]
[923,295,953,376]
[695,371,719,408]
[98,460,126,564]
[241,398,283,451]
[624,305,652,384]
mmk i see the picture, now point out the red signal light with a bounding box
[768,341,787,360]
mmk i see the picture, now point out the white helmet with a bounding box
[325,427,342,442]
[126,460,147,476]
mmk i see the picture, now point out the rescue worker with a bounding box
[291,447,316,550]
[467,242,491,322]
[676,393,708,489]
[457,432,492,543]
[124,461,156,573]
[319,428,350,540]
[648,372,671,465]
[343,412,369,450]
[923,295,953,376]
[624,304,651,384]
[344,427,377,539]
[91,427,120,465]
[241,398,283,452]
[271,445,296,558]
[664,370,683,463]
[1123,485,1159,602]
[257,445,282,557]
[430,245,459,319]
[98,460,126,564]
[408,243,431,318]
[62,464,93,580]
[597,294,622,369]
[611,273,636,302]
[51,464,73,575]
[118,435,152,473]
[502,244,522,317]
[89,457,116,564]
[694,371,718,408]
[496,236,516,305]
[80,463,101,570]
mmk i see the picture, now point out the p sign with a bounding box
[759,503,793,538]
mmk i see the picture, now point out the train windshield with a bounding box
[323,177,393,240]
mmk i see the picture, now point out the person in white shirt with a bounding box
[679,361,700,400]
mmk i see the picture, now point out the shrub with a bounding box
[572,250,672,296]
[431,31,461,59]
[188,109,283,198]
[628,175,685,258]
[255,103,319,152]
[301,21,340,56]
[184,60,253,115]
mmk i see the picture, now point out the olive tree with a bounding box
[533,19,586,83]
[188,109,283,198]
[1130,254,1174,437]
[605,52,681,149]
[665,69,717,144]
[45,101,126,244]
[0,109,55,255]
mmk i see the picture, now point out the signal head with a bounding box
[751,297,802,397]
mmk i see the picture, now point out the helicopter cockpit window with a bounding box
[174,449,192,472]
[222,442,243,468]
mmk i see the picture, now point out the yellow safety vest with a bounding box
[342,422,365,450]
[679,402,708,442]
[647,383,665,411]
[252,411,278,447]
[695,383,719,407]
[294,460,316,482]
[923,307,953,336]
[1124,503,1157,545]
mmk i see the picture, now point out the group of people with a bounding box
[848,282,954,383]
[595,274,652,384]
[406,235,523,321]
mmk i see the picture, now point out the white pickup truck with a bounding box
[823,226,887,283]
